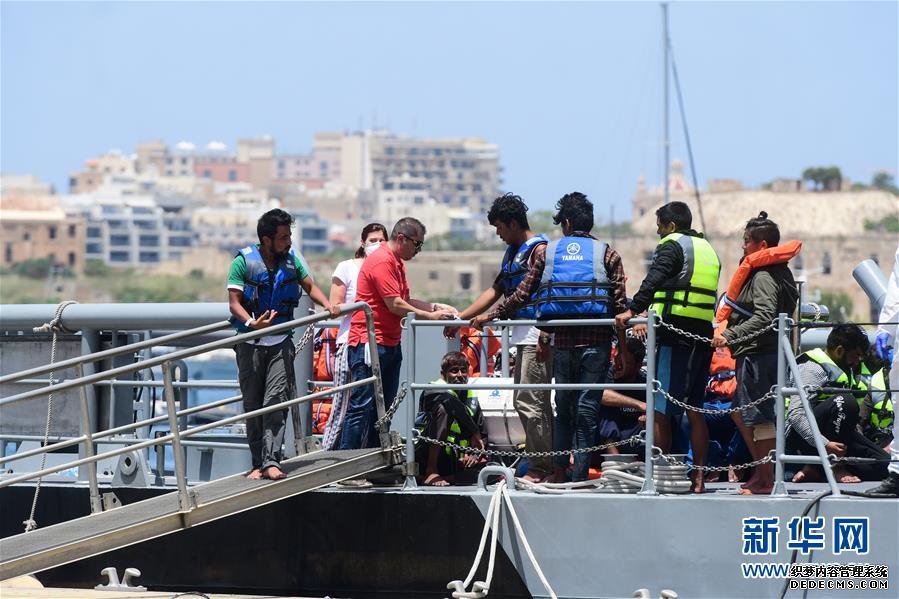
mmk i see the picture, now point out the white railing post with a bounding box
[501,326,511,378]
[163,361,191,511]
[639,310,658,495]
[779,337,842,497]
[75,364,102,513]
[404,313,418,489]
[772,313,789,496]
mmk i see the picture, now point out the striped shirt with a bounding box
[786,361,832,445]
[488,235,628,349]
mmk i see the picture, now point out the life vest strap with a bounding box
[722,294,753,319]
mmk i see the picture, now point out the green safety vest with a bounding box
[789,348,860,411]
[649,233,721,322]
[869,369,894,431]
[431,379,479,457]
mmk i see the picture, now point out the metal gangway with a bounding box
[0,303,402,580]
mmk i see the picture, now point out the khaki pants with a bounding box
[513,344,553,475]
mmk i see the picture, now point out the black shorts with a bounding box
[735,353,778,426]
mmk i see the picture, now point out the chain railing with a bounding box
[655,315,779,346]
[654,447,775,474]
[375,382,409,432]
[403,310,859,496]
[414,432,644,460]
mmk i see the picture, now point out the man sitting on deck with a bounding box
[786,324,889,484]
[414,351,488,486]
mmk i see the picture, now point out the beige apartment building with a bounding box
[0,196,85,272]
[334,130,501,218]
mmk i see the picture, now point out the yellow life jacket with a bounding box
[650,233,720,322]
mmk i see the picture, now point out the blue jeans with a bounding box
[553,344,611,481]
[337,343,402,449]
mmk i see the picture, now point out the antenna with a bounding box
[667,24,708,235]
[662,2,670,206]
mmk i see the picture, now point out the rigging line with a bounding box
[593,26,658,213]
[667,36,708,237]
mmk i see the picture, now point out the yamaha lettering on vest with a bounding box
[533,236,613,320]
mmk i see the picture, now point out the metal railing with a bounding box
[0,302,388,515]
[405,313,659,491]
[0,303,853,501]
[406,310,842,496]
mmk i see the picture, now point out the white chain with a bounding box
[375,382,409,431]
[654,380,775,415]
[414,432,644,459]
[656,315,779,346]
[293,324,316,353]
[655,448,774,473]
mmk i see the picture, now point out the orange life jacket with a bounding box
[312,398,332,435]
[311,327,339,434]
[707,346,737,399]
[714,240,802,333]
[460,326,502,376]
[313,327,339,381]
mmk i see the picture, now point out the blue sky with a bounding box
[2,1,896,219]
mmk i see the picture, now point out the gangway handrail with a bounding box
[11,379,241,389]
[0,302,388,517]
[0,393,242,465]
[0,320,231,385]
[0,303,369,407]
[0,377,376,489]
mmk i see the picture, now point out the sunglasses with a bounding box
[402,234,424,250]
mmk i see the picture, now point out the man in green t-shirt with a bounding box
[227,208,337,480]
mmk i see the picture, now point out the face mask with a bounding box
[363,241,381,256]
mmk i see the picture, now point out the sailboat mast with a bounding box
[662,2,670,205]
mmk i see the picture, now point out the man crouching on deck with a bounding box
[414,351,488,486]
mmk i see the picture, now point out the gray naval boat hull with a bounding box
[462,484,899,598]
[1,471,897,598]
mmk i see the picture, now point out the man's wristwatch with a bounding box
[538,335,550,346]
[244,317,254,328]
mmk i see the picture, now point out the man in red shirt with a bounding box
[338,217,456,450]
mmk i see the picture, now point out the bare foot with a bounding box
[246,468,263,480]
[262,466,287,480]
[690,471,706,494]
[521,471,548,484]
[833,466,861,484]
[792,466,822,484]
[423,472,450,487]
[738,482,774,495]
[740,471,760,489]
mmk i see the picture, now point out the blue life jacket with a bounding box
[496,234,547,319]
[533,236,613,320]
[232,244,302,333]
